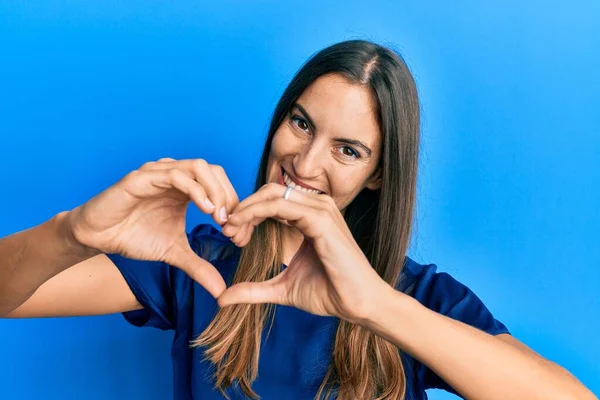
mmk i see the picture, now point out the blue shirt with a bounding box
[106,223,510,399]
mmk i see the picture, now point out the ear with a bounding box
[365,167,382,190]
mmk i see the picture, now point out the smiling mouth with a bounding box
[281,167,324,195]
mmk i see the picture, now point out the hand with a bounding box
[219,183,390,324]
[67,158,240,298]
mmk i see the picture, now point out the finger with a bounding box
[133,160,234,224]
[168,245,226,298]
[138,160,193,178]
[220,219,247,245]
[229,198,325,238]
[185,160,229,224]
[138,158,178,171]
[134,161,220,213]
[222,220,248,244]
[237,224,255,247]
[231,184,286,216]
[157,157,176,162]
[128,168,216,214]
[210,164,240,215]
[221,216,251,240]
[231,223,253,247]
[228,184,324,228]
[148,159,228,224]
[217,275,285,307]
[140,160,232,225]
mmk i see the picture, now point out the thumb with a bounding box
[217,277,285,307]
[168,245,227,299]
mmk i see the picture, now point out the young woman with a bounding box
[0,40,594,400]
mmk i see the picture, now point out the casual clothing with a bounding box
[106,223,509,399]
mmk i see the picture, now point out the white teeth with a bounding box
[283,171,321,194]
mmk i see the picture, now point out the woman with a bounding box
[0,40,594,400]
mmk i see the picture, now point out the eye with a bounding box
[339,146,360,159]
[290,115,310,133]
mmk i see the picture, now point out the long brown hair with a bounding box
[192,39,420,399]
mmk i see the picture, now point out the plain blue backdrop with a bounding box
[0,1,598,399]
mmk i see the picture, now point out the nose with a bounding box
[292,139,326,180]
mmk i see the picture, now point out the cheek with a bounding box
[267,129,285,168]
[329,170,372,204]
[270,127,304,162]
[267,128,297,182]
[270,130,286,158]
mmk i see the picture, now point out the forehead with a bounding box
[296,73,381,148]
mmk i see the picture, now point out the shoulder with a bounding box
[400,257,468,300]
[399,256,477,308]
[398,256,510,335]
[398,256,441,296]
[399,257,510,393]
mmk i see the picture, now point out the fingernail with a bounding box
[219,206,228,221]
[205,198,215,209]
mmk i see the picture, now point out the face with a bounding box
[266,73,382,212]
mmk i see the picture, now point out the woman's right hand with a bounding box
[66,158,239,298]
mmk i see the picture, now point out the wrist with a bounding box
[53,210,101,258]
[355,281,402,325]
[358,283,419,344]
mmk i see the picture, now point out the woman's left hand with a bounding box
[219,183,391,324]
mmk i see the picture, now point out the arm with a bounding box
[1,158,244,319]
[362,286,597,400]
[0,211,141,318]
[215,185,596,399]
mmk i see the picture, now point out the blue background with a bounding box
[0,1,598,399]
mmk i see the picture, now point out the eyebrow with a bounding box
[291,103,373,158]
